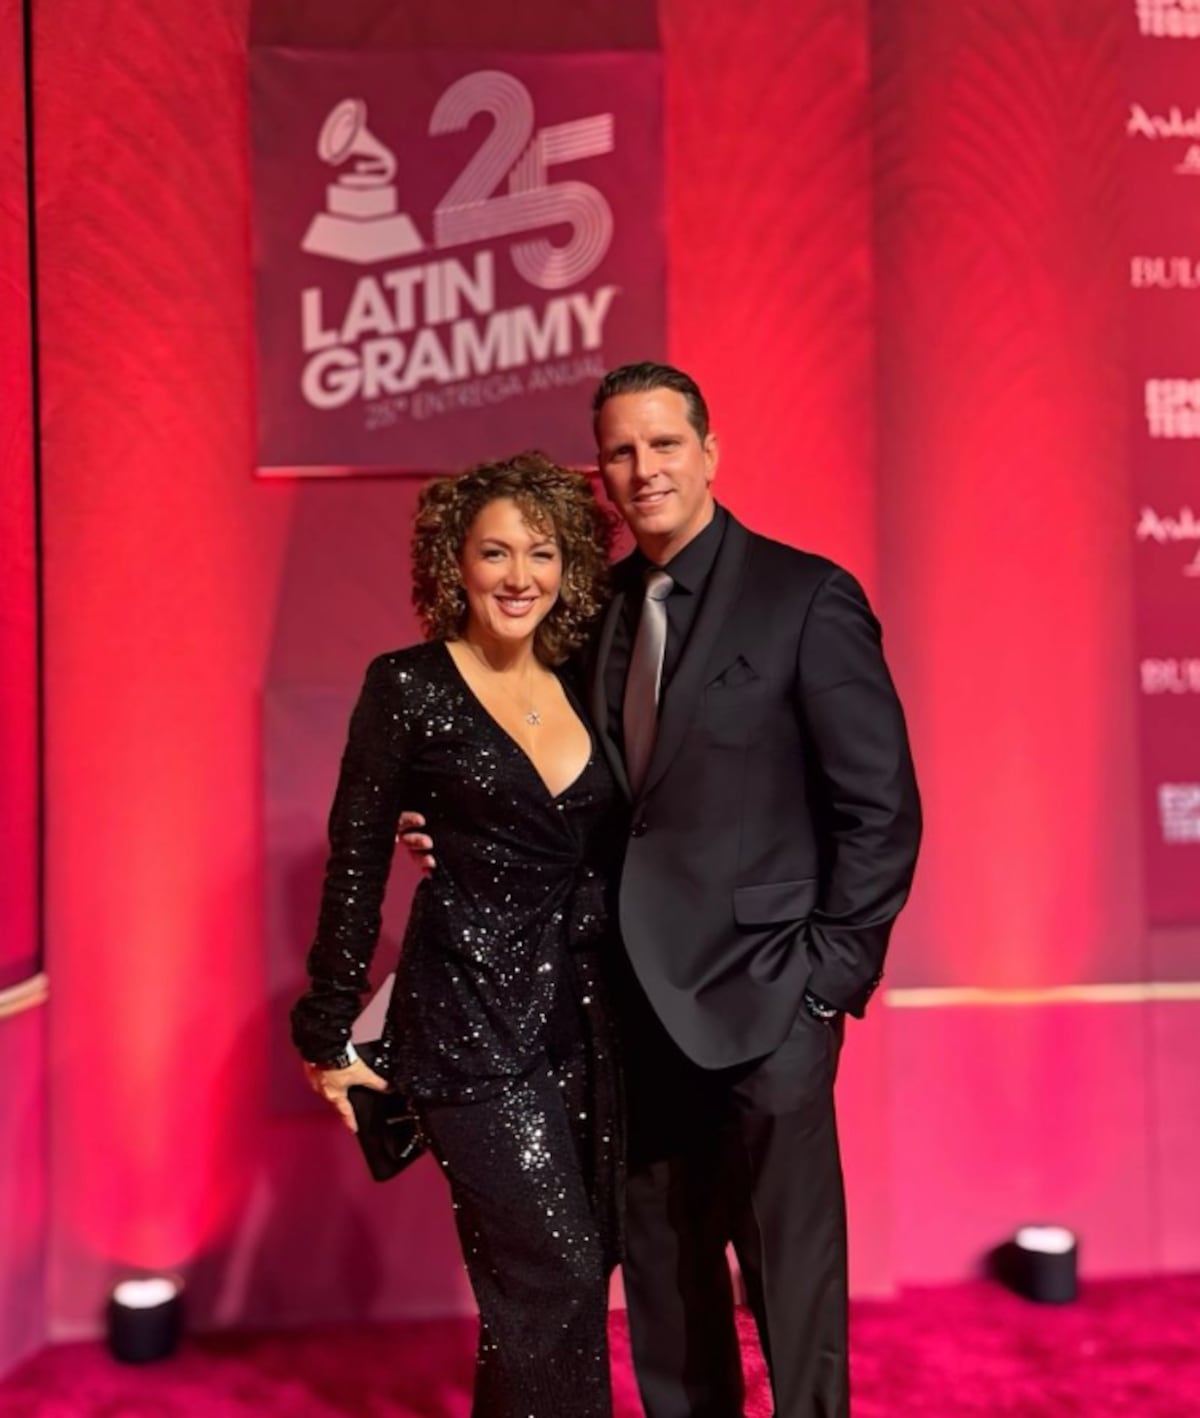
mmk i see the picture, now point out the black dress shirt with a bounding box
[603,504,729,756]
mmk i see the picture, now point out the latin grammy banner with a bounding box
[249,49,665,475]
[1125,3,1200,922]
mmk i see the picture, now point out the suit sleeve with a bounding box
[794,569,922,1016]
[290,657,409,1064]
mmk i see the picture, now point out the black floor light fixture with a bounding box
[106,1276,184,1363]
[990,1225,1079,1304]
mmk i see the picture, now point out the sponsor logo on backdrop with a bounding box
[1125,26,1200,921]
[1135,0,1200,37]
[300,75,619,417]
[1141,657,1200,692]
[1131,255,1200,287]
[1127,104,1200,173]
[251,50,664,472]
[1158,783,1200,842]
[1136,504,1200,576]
[1143,379,1200,436]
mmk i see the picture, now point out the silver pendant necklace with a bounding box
[465,643,542,727]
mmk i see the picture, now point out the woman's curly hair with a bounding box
[412,452,618,665]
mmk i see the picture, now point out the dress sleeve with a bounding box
[290,656,411,1064]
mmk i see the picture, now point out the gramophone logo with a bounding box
[302,99,424,265]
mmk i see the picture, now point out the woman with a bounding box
[291,452,622,1417]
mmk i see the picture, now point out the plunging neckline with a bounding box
[440,640,595,802]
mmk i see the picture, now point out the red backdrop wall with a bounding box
[15,0,1200,1343]
[0,0,38,987]
[0,0,47,1378]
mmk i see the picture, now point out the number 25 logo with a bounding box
[430,71,614,291]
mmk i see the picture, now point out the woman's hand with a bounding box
[397,810,437,873]
[304,1056,390,1133]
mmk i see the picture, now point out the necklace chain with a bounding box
[464,644,542,727]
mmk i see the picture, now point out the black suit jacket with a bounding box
[589,514,921,1070]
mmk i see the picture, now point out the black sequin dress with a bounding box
[292,641,624,1417]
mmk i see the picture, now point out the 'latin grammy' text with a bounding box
[299,252,617,411]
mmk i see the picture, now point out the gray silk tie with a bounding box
[623,569,674,795]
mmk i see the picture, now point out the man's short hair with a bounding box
[592,361,710,442]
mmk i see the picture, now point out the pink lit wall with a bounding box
[0,0,47,1380]
[0,1006,46,1373]
[872,0,1200,1282]
[0,0,38,988]
[14,0,1200,1353]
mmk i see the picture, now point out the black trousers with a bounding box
[419,1048,612,1418]
[621,973,848,1418]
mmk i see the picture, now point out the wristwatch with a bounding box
[310,1040,358,1070]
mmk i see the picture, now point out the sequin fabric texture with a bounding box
[292,640,622,1104]
[291,641,624,1416]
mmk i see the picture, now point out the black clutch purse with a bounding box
[346,1040,427,1182]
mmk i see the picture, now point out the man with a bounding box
[408,362,921,1417]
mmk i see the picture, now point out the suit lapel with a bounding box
[590,570,632,799]
[639,516,752,800]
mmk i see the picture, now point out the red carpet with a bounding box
[2,1275,1198,1416]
